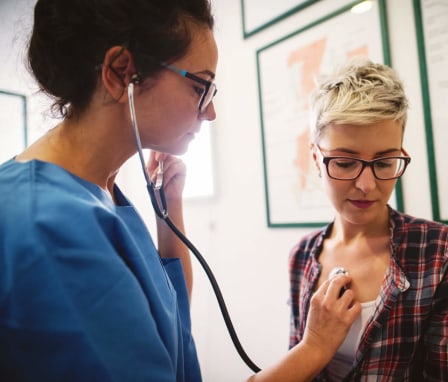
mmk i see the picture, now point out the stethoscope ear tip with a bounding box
[130,73,141,84]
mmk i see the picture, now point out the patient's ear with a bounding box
[101,46,136,101]
[310,143,322,177]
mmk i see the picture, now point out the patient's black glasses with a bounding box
[316,146,411,180]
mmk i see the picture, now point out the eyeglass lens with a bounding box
[199,83,217,113]
[327,157,408,180]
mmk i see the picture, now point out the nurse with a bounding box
[0,0,360,381]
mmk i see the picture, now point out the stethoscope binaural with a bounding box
[127,79,261,373]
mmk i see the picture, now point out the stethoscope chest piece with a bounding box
[328,267,349,279]
[328,267,350,297]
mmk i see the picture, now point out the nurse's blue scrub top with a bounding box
[0,159,202,381]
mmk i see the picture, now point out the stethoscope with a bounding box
[127,79,261,373]
[128,79,350,374]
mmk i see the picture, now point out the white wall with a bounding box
[0,0,433,381]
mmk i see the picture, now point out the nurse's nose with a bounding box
[200,101,216,122]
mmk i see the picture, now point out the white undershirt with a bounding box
[326,300,376,381]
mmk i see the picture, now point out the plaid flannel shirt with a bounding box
[289,207,447,381]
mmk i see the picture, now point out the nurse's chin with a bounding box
[186,131,196,140]
[172,136,195,156]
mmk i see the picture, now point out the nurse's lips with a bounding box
[349,199,375,209]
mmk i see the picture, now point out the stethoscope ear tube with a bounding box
[128,82,261,373]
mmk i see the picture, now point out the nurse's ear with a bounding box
[101,46,136,102]
[310,143,322,178]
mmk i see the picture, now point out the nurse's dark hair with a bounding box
[27,0,214,117]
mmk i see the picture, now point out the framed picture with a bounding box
[413,0,448,224]
[0,90,28,164]
[256,0,398,227]
[241,0,319,39]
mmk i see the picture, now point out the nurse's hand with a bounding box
[302,274,361,361]
[147,150,186,202]
[246,275,360,382]
[148,150,192,296]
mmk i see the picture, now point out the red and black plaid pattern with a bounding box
[289,207,447,381]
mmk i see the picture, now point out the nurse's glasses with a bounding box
[161,63,217,114]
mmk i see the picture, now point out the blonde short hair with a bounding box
[309,57,408,143]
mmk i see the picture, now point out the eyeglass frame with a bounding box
[315,146,411,180]
[160,62,217,114]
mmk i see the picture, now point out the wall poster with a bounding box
[256,0,397,227]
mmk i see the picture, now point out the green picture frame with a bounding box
[0,90,28,164]
[241,0,319,39]
[256,0,402,227]
[413,0,448,224]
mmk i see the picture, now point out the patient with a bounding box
[288,58,447,381]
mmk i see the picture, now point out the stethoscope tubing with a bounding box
[128,82,261,373]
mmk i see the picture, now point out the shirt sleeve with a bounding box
[422,253,448,381]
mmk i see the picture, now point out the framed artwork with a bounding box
[241,0,319,39]
[0,90,28,164]
[413,0,448,224]
[256,0,398,227]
